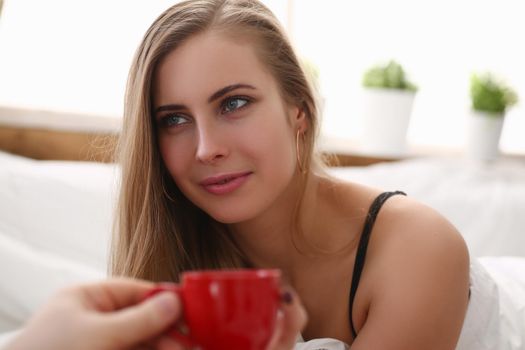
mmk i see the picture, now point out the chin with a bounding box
[205,206,256,224]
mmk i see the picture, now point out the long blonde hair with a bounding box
[111,0,322,281]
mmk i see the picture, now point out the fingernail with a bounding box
[152,292,179,319]
[281,290,293,304]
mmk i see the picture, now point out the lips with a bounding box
[199,171,252,195]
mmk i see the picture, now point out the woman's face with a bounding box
[153,31,305,223]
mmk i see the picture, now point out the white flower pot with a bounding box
[360,88,415,157]
[466,110,505,161]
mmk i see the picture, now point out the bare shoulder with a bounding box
[367,193,470,289]
[352,193,471,350]
[370,193,470,265]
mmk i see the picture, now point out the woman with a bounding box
[111,0,471,348]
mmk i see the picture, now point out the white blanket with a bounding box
[456,257,525,349]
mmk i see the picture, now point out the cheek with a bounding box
[242,117,296,174]
[158,135,193,180]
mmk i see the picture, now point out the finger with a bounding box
[266,288,307,350]
[266,309,285,350]
[155,335,186,350]
[81,278,157,312]
[134,346,154,350]
[99,291,182,348]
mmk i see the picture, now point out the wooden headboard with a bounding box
[0,125,117,163]
[0,106,119,163]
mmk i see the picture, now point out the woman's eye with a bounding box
[159,114,189,128]
[221,97,250,114]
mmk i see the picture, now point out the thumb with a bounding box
[100,291,182,347]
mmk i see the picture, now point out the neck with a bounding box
[229,172,322,280]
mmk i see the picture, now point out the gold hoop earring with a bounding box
[296,130,307,175]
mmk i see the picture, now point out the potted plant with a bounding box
[360,60,417,156]
[467,72,518,161]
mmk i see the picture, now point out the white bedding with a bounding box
[330,157,525,258]
[0,151,112,333]
[0,151,117,270]
[0,150,524,344]
[0,233,104,331]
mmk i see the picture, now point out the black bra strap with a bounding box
[349,191,406,339]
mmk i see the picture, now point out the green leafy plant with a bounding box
[362,60,417,92]
[470,72,518,115]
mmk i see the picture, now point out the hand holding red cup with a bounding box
[144,269,293,350]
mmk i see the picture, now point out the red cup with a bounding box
[144,269,281,350]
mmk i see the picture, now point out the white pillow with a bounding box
[0,151,118,270]
[0,232,106,332]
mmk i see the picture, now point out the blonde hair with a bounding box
[111,0,322,281]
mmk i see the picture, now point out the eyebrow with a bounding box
[155,83,256,114]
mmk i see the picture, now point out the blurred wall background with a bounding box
[0,0,523,153]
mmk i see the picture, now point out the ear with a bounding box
[290,105,308,132]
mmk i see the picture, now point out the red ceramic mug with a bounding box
[144,269,282,350]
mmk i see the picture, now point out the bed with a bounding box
[1,148,525,346]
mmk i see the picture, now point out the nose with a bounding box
[195,121,229,164]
